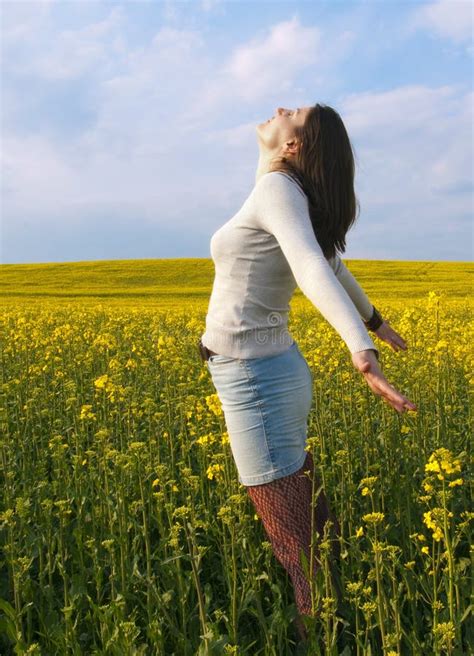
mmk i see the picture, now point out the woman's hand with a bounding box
[351,350,418,414]
[373,319,408,353]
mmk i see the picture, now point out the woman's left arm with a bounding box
[327,255,374,321]
[328,255,409,353]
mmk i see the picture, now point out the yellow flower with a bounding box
[434,339,448,351]
[196,433,217,447]
[205,394,223,417]
[94,374,110,390]
[360,476,378,487]
[206,463,224,481]
[79,404,96,420]
[433,621,455,648]
[173,505,191,520]
[129,441,146,451]
[423,508,451,542]
[448,478,463,487]
[355,526,364,538]
[346,581,363,596]
[432,527,443,542]
[421,546,430,555]
[217,505,232,525]
[423,510,436,530]
[362,512,385,525]
[221,431,230,445]
[425,448,462,477]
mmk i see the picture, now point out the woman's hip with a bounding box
[205,341,313,485]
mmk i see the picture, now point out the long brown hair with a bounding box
[268,103,359,260]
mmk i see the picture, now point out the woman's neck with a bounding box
[255,150,279,185]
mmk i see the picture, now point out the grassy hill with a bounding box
[0,258,472,308]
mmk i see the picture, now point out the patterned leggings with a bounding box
[245,450,342,618]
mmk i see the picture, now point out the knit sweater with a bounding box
[201,171,378,359]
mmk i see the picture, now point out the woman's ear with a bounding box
[282,138,301,158]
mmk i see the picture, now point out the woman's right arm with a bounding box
[254,172,379,358]
[254,172,418,414]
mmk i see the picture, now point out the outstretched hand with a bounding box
[373,319,408,353]
[351,349,418,414]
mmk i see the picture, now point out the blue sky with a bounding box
[1,0,472,264]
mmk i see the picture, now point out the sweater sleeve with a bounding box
[254,172,378,356]
[327,255,374,322]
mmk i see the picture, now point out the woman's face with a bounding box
[257,106,311,151]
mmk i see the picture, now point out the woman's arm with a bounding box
[254,172,379,358]
[327,255,374,322]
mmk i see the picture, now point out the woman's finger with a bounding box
[383,388,417,413]
[367,375,416,412]
[384,330,406,349]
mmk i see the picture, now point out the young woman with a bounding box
[198,103,417,644]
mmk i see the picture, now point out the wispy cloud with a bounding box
[222,16,321,101]
[341,84,472,201]
[1,2,472,263]
[3,6,125,80]
[408,0,473,45]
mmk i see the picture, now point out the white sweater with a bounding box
[201,171,378,359]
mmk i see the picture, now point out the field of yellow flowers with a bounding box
[0,259,472,655]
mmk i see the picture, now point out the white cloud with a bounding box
[340,84,472,234]
[78,25,210,154]
[1,6,472,261]
[408,0,473,44]
[222,16,321,101]
[201,0,223,12]
[4,6,125,80]
[1,1,53,45]
[179,16,355,127]
[2,14,356,224]
[1,23,233,226]
[2,134,79,214]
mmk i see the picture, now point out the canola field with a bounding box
[0,259,472,655]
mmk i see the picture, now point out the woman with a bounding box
[198,104,417,644]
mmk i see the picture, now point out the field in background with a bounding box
[0,258,472,654]
[1,258,472,307]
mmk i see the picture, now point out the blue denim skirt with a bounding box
[206,341,313,486]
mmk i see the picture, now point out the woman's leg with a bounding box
[245,450,341,637]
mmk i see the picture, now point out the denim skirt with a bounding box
[206,341,313,486]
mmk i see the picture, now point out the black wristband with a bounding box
[364,305,383,332]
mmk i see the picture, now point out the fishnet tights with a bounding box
[246,450,341,618]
